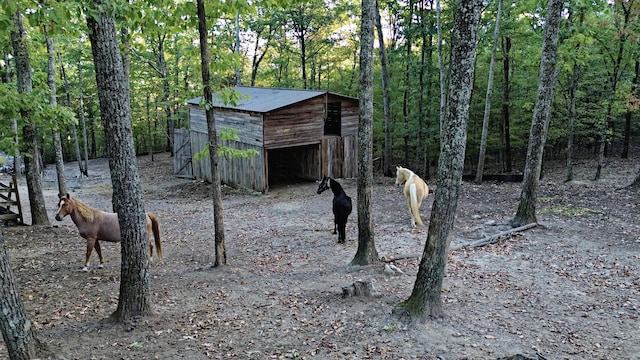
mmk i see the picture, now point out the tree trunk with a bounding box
[436,0,446,134]
[375,1,393,177]
[475,0,503,184]
[565,60,580,182]
[393,0,481,321]
[197,0,227,267]
[621,60,638,159]
[402,0,414,166]
[59,52,85,177]
[45,30,68,197]
[502,36,512,173]
[596,0,631,179]
[351,0,378,266]
[78,57,90,175]
[0,231,37,360]
[11,11,50,226]
[511,0,563,227]
[86,0,154,320]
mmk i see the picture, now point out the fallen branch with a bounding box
[380,254,421,263]
[450,222,538,251]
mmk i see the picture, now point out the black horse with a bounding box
[317,176,352,243]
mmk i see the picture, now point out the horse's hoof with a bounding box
[81,267,88,272]
[98,264,104,269]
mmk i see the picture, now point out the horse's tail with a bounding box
[148,212,163,259]
[409,183,424,226]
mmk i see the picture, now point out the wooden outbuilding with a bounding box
[175,86,359,193]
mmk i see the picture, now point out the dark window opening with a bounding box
[324,102,341,136]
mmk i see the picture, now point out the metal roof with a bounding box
[187,86,357,113]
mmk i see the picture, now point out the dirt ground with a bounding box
[1,152,639,360]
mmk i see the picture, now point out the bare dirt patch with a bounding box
[2,153,639,359]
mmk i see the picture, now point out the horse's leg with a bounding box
[94,240,104,269]
[337,219,346,243]
[83,238,96,272]
[404,193,416,227]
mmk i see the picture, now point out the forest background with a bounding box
[1,0,638,179]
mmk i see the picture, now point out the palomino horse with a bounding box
[395,166,429,227]
[55,194,162,271]
[317,176,353,243]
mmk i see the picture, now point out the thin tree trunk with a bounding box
[59,52,85,177]
[86,0,153,320]
[475,0,503,183]
[565,60,580,182]
[402,0,414,166]
[45,29,68,197]
[393,0,482,321]
[502,36,512,173]
[11,11,50,226]
[511,0,563,227]
[78,57,89,175]
[621,60,638,159]
[351,0,378,266]
[197,0,227,267]
[375,1,393,177]
[596,1,631,179]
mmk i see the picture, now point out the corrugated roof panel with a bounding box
[187,86,329,113]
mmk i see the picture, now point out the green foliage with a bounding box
[193,126,259,161]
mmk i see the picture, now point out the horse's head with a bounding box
[317,176,330,194]
[55,193,73,221]
[395,166,408,186]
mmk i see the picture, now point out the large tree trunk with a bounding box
[375,1,393,177]
[45,30,68,197]
[11,11,50,226]
[0,231,37,360]
[197,0,227,267]
[351,0,378,266]
[86,0,154,320]
[511,0,563,227]
[393,0,481,321]
[475,0,503,183]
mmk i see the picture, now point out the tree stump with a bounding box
[342,280,374,297]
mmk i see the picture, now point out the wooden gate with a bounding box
[173,129,194,179]
[0,174,23,225]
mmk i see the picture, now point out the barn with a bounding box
[174,86,359,193]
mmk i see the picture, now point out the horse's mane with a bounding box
[71,198,97,222]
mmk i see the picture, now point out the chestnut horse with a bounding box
[395,166,429,227]
[55,194,162,271]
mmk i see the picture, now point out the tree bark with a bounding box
[621,60,638,159]
[45,29,68,197]
[475,0,503,184]
[0,231,37,360]
[10,11,50,226]
[501,36,512,173]
[375,1,393,177]
[86,0,154,320]
[565,60,580,182]
[59,52,86,177]
[351,0,378,266]
[197,0,227,267]
[511,0,563,227]
[393,0,481,321]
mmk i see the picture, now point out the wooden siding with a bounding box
[190,130,266,191]
[263,95,359,149]
[189,104,264,145]
[321,134,357,179]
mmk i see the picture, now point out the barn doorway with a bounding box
[267,144,320,187]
